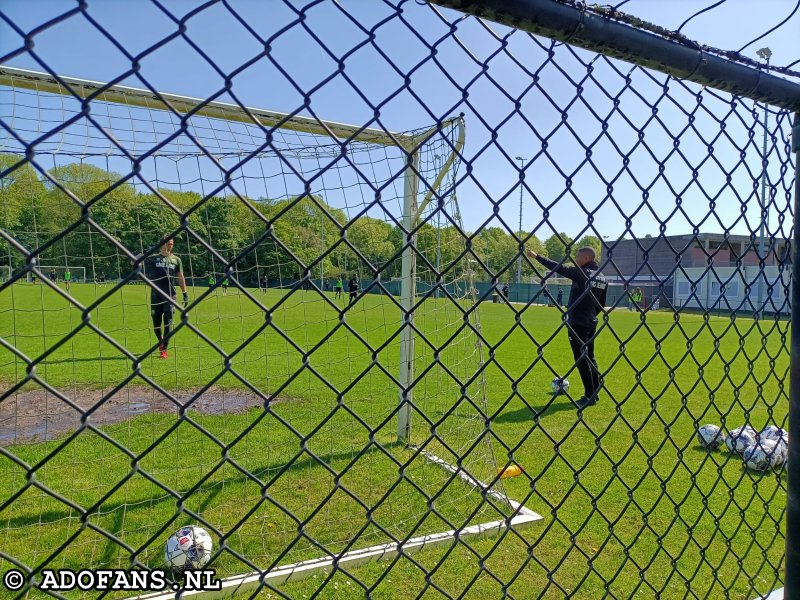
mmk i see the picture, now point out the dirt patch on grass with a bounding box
[0,385,270,446]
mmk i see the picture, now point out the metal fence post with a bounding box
[787,111,800,600]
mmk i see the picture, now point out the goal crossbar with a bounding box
[0,66,420,148]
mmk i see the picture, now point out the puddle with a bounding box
[0,387,269,446]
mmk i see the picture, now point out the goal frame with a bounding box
[0,65,542,595]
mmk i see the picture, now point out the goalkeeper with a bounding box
[526,246,607,411]
[148,237,189,359]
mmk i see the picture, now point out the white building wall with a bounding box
[673,266,790,313]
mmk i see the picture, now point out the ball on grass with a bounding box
[759,425,787,444]
[165,525,213,572]
[696,424,723,449]
[551,378,569,395]
[743,439,779,472]
[725,425,756,456]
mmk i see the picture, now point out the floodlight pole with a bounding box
[516,156,526,285]
[787,110,800,600]
[756,47,772,318]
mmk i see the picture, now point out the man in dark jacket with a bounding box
[348,274,360,302]
[526,246,608,411]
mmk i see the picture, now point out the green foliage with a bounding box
[347,217,396,277]
[0,155,47,268]
[0,154,44,231]
[543,233,574,261]
[1,156,567,284]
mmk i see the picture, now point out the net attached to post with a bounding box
[0,68,529,591]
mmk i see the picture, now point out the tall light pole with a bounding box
[756,47,771,317]
[515,156,526,285]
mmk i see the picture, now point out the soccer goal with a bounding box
[0,66,540,594]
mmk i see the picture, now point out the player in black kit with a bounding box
[526,246,608,411]
[148,238,189,359]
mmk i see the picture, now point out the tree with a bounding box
[520,233,544,281]
[253,195,348,281]
[0,154,45,231]
[0,154,47,272]
[475,227,510,281]
[39,163,137,278]
[347,217,395,277]
[543,233,574,262]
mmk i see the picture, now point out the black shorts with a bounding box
[151,298,174,324]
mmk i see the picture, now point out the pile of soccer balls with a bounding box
[696,423,789,472]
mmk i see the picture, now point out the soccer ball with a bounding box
[696,424,723,449]
[725,425,756,455]
[759,425,787,444]
[551,378,569,394]
[743,439,779,472]
[771,439,788,468]
[165,525,213,571]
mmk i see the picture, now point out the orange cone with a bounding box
[497,464,523,479]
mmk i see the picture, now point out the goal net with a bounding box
[0,66,538,592]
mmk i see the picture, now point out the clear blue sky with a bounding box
[1,0,798,243]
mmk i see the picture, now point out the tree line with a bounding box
[0,156,601,285]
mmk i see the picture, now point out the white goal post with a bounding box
[0,64,460,445]
[0,65,541,595]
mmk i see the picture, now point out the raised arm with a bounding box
[526,248,581,280]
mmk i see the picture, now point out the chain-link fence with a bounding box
[0,1,798,598]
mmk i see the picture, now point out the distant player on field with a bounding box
[63,268,72,292]
[49,269,57,283]
[148,237,189,359]
[348,274,359,303]
[526,246,607,411]
[334,277,343,300]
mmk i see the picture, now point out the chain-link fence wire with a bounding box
[0,0,799,598]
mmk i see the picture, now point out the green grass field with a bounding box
[0,283,788,599]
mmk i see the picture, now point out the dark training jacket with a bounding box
[535,255,608,328]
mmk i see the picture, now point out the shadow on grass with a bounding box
[38,356,130,365]
[493,395,577,423]
[1,438,408,531]
[688,445,789,480]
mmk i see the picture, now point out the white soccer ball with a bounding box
[759,425,787,444]
[551,378,569,394]
[165,525,213,571]
[725,425,756,455]
[743,439,779,472]
[772,440,788,468]
[696,424,723,449]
